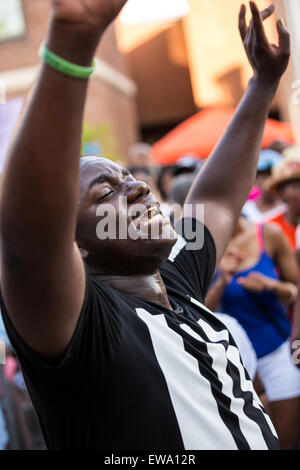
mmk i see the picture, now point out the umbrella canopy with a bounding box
[152,106,295,165]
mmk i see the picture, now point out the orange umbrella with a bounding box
[152,106,295,165]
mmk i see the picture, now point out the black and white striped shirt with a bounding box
[1,221,279,449]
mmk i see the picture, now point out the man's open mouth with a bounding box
[132,205,164,231]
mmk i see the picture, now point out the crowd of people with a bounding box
[1,0,300,451]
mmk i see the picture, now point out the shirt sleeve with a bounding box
[162,218,217,302]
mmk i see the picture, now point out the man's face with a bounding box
[76,157,177,275]
[278,178,300,216]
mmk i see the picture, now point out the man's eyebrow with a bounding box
[87,168,129,192]
[88,173,111,191]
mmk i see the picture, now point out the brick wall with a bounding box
[0,0,138,160]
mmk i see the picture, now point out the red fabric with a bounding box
[269,213,296,250]
[152,106,295,165]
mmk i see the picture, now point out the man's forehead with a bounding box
[80,156,122,180]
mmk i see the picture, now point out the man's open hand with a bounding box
[47,0,128,64]
[52,0,127,29]
[239,1,290,84]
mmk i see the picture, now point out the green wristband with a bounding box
[39,42,96,79]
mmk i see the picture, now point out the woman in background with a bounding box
[206,216,300,449]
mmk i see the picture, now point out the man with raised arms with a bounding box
[0,0,290,449]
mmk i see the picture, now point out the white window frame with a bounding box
[0,0,26,43]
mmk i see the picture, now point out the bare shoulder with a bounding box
[264,222,285,239]
[263,222,288,256]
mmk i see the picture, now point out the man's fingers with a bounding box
[240,3,274,43]
[260,3,275,21]
[239,4,247,41]
[276,18,290,54]
[250,1,269,43]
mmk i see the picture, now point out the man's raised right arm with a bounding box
[0,0,127,358]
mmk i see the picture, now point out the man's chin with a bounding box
[130,239,177,275]
[89,233,178,276]
[138,229,178,264]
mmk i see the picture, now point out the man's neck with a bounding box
[93,271,172,310]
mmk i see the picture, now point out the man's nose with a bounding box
[126,179,150,203]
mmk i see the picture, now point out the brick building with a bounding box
[117,0,298,144]
[1,0,299,162]
[0,0,139,162]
